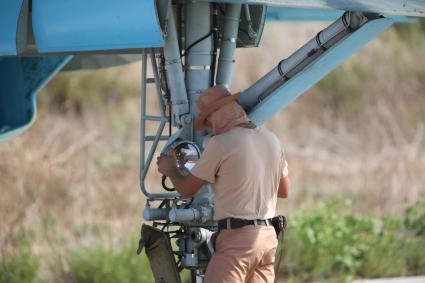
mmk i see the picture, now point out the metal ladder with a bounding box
[140,49,179,199]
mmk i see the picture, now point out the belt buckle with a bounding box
[256,219,269,227]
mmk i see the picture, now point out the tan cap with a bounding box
[194,85,240,131]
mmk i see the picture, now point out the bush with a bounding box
[281,197,425,282]
[0,250,40,283]
[404,196,425,237]
[0,233,40,283]
[3,199,423,283]
[402,196,425,275]
[60,242,154,283]
[358,221,408,278]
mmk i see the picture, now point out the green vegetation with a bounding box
[404,195,425,237]
[0,249,40,283]
[281,197,425,282]
[0,231,40,283]
[2,198,424,283]
[0,250,40,283]
[58,243,154,283]
[393,19,425,48]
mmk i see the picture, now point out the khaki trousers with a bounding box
[204,225,278,283]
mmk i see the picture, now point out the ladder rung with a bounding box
[145,136,169,141]
[143,115,164,122]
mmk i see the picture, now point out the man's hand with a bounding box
[156,151,206,198]
[157,153,178,176]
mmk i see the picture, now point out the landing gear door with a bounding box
[141,224,182,283]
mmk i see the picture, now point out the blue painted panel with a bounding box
[267,7,343,22]
[248,18,394,125]
[198,0,425,17]
[266,7,416,23]
[0,0,24,56]
[0,56,72,141]
[32,0,163,53]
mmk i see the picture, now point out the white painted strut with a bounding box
[169,207,201,222]
[162,1,189,119]
[143,207,169,221]
[168,206,214,223]
[216,4,242,88]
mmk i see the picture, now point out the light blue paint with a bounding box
[198,0,425,17]
[248,18,394,125]
[32,0,163,53]
[267,7,343,22]
[266,7,416,23]
[0,56,72,141]
[0,0,24,56]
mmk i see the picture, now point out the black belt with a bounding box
[217,218,272,230]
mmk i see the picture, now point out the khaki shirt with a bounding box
[191,126,288,220]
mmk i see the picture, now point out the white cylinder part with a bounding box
[238,67,281,110]
[163,3,189,117]
[278,39,319,74]
[169,208,201,222]
[143,207,169,221]
[216,4,242,88]
[319,14,349,43]
[238,12,367,111]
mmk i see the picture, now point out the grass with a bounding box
[317,60,369,114]
[0,249,40,283]
[1,198,424,283]
[38,68,138,114]
[393,19,425,48]
[0,231,40,283]
[60,243,154,283]
[316,21,425,119]
[281,196,425,282]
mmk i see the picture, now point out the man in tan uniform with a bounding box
[157,85,290,283]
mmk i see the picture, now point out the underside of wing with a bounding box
[0,0,423,141]
[195,0,425,17]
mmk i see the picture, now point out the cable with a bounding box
[210,4,219,86]
[159,52,172,136]
[217,4,226,16]
[181,31,213,57]
[162,175,175,191]
[184,197,194,209]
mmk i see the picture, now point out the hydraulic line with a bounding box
[210,4,219,86]
[238,11,368,111]
[243,4,257,39]
[216,4,242,88]
[184,2,213,146]
[162,1,189,120]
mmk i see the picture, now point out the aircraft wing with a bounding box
[0,0,163,141]
[1,0,424,141]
